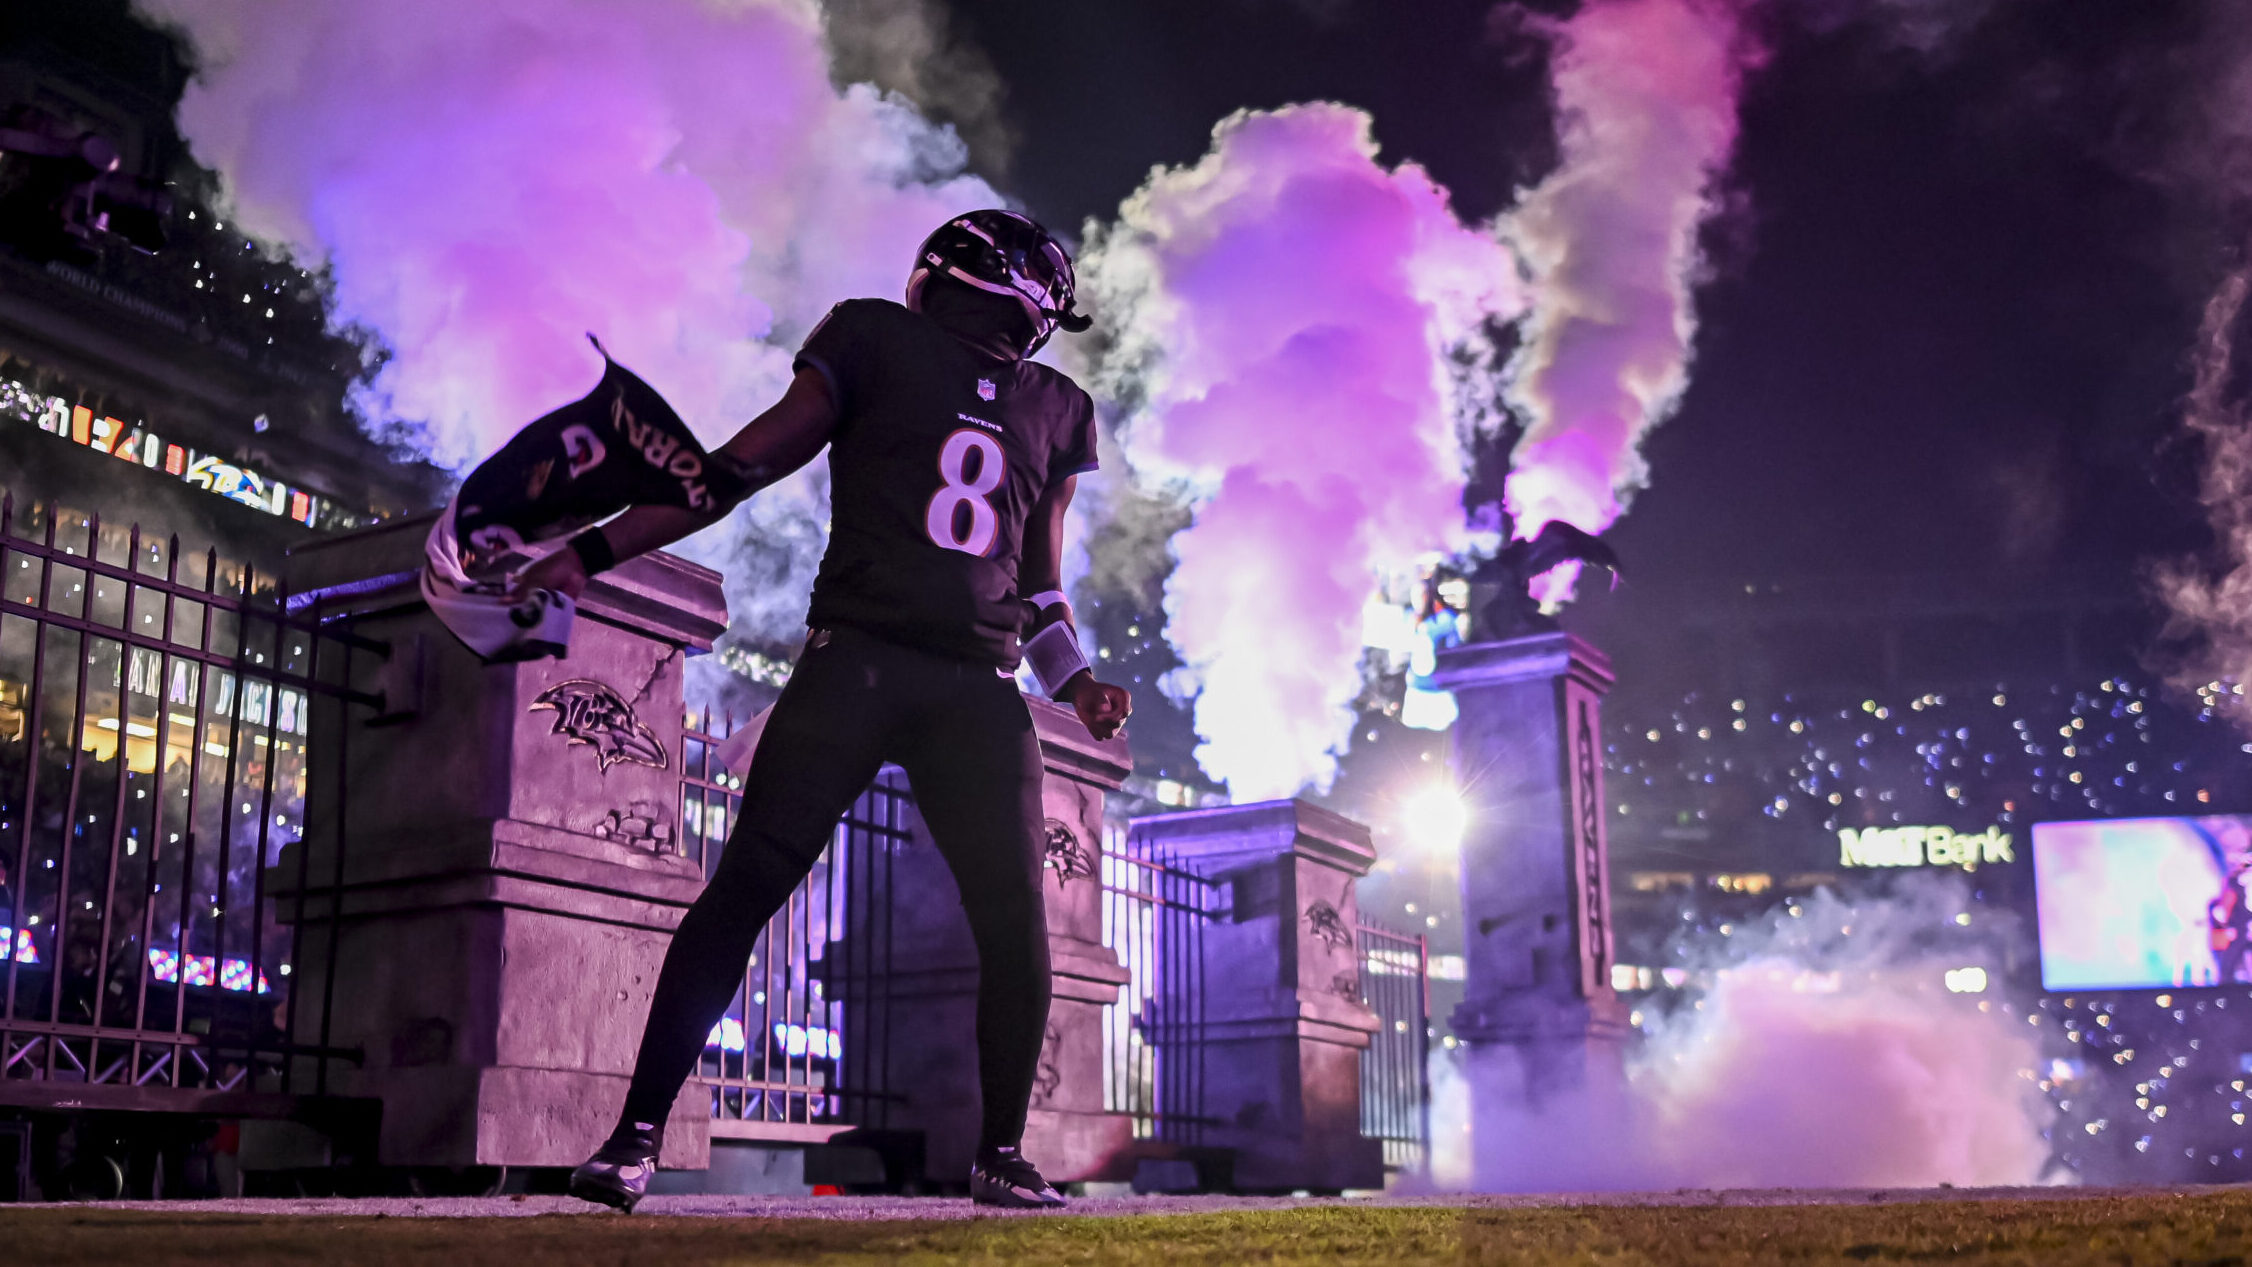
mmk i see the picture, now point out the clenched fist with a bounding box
[1064,673,1132,742]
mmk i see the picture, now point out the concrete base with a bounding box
[1200,1030,1385,1192]
[845,934,1132,1185]
[281,871,713,1169]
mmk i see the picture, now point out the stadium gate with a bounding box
[0,499,1429,1192]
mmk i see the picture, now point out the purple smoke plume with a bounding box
[1080,104,1522,800]
[1502,0,1762,601]
[138,0,1002,649]
[1431,876,2050,1190]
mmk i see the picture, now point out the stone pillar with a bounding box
[278,515,724,1169]
[1429,631,1628,1102]
[824,696,1132,1187]
[1131,799,1384,1193]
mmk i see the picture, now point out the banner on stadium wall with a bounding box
[1837,823,2016,871]
[0,374,372,529]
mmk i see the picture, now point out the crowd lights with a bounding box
[1944,966,1989,994]
[146,945,271,993]
[1,926,37,964]
[702,1016,841,1061]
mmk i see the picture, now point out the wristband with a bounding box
[1021,620,1091,699]
[566,527,618,577]
[1025,589,1070,613]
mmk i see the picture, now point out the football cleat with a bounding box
[969,1146,1068,1209]
[568,1122,662,1212]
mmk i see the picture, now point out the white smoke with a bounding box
[2154,267,2252,726]
[138,0,1002,650]
[1078,104,1522,801]
[1501,0,1761,600]
[1434,875,2052,1191]
[2150,4,2252,731]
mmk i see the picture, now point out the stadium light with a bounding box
[1400,781,1468,857]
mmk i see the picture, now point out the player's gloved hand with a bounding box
[1064,672,1132,741]
[512,546,591,602]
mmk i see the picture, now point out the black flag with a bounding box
[423,339,742,661]
[451,337,742,570]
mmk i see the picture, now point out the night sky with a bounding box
[928,0,2231,595]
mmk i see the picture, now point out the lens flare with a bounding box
[1400,781,1468,858]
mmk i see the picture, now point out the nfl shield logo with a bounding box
[977,378,996,402]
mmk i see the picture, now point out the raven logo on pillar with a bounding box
[530,679,669,773]
[1042,819,1096,888]
[1303,895,1353,950]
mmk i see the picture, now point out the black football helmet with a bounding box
[907,209,1092,355]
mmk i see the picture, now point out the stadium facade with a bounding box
[0,6,440,569]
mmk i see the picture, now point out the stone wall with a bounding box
[280,515,724,1168]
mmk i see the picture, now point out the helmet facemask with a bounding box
[907,209,1091,356]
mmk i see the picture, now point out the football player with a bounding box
[519,210,1131,1212]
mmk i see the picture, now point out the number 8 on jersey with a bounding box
[926,428,1006,556]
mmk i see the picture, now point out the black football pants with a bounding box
[618,625,1052,1156]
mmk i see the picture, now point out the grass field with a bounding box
[5,1191,2252,1266]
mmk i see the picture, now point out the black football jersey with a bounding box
[795,299,1098,666]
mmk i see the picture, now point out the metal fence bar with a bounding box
[1099,827,1226,1140]
[42,511,98,1081]
[168,546,217,1086]
[279,590,321,1096]
[204,561,252,1091]
[2,499,54,1037]
[1356,920,1431,1171]
[85,523,139,1083]
[125,534,183,1086]
[676,714,909,1136]
[242,584,287,1084]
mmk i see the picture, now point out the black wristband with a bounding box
[566,527,617,577]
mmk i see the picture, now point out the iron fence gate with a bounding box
[678,710,907,1140]
[1099,825,1226,1143]
[0,498,377,1110]
[1356,920,1430,1171]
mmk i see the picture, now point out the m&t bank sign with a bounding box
[1838,824,2014,871]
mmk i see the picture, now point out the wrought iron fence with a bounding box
[1356,920,1431,1171]
[1099,819,1434,1169]
[1100,822,1226,1143]
[0,498,379,1108]
[677,710,908,1140]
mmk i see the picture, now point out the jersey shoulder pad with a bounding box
[837,296,913,326]
[1021,359,1091,404]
